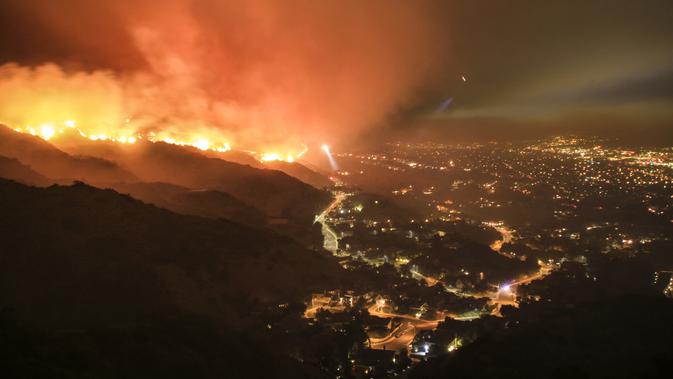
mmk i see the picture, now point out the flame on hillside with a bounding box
[1,64,311,163]
[0,0,453,166]
[11,119,317,163]
[13,119,232,153]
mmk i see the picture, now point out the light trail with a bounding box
[322,144,338,171]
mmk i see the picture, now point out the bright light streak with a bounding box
[435,97,454,113]
[322,143,338,171]
[296,144,309,159]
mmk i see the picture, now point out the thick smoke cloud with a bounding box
[0,0,450,151]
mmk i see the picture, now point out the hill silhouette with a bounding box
[411,296,673,379]
[0,125,137,184]
[263,160,332,189]
[0,179,343,323]
[0,155,52,186]
[1,127,331,245]
[0,178,347,377]
[51,136,331,244]
[107,181,267,227]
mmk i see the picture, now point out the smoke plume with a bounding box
[0,0,449,152]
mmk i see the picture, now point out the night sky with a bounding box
[427,1,673,123]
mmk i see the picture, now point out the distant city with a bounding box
[296,136,673,376]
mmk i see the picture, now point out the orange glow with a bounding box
[10,119,325,161]
[256,144,309,163]
[260,152,282,162]
[39,124,55,140]
[0,0,454,168]
[0,64,321,159]
[10,116,237,152]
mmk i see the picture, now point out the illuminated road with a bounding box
[410,259,554,317]
[410,269,439,287]
[321,223,339,253]
[314,191,347,254]
[367,302,479,352]
[510,263,552,286]
[314,192,347,224]
[304,304,345,319]
[369,307,476,323]
[310,190,554,349]
[490,224,514,253]
[369,321,418,352]
[485,262,554,315]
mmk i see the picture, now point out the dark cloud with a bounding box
[573,69,673,104]
[426,0,673,123]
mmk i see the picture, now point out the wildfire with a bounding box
[10,119,317,163]
[0,64,314,165]
[12,119,232,152]
[257,144,308,164]
[260,153,282,162]
[147,133,230,152]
